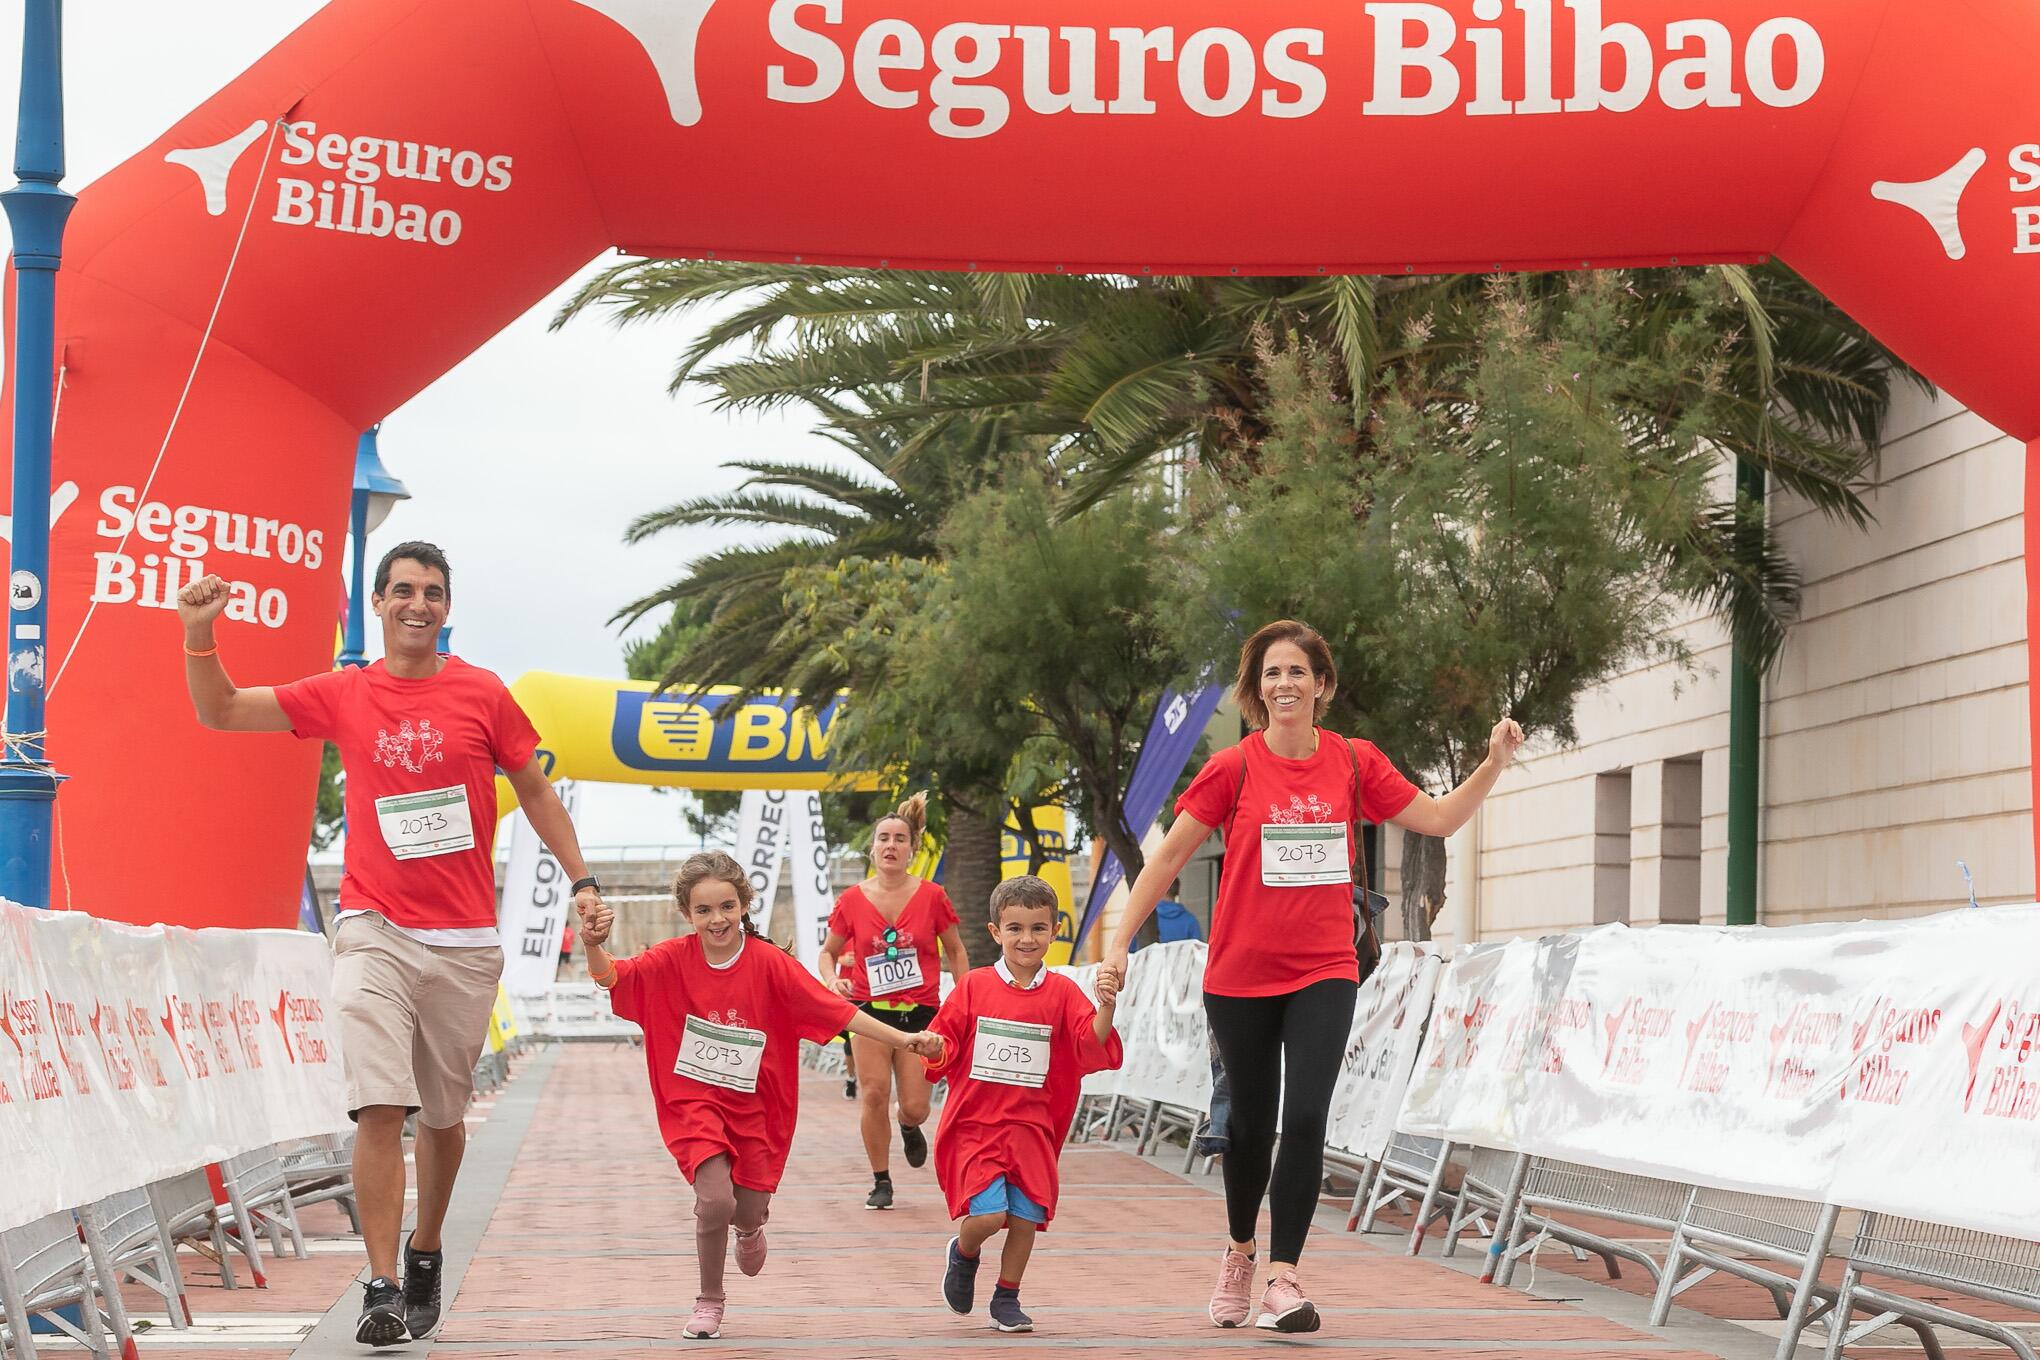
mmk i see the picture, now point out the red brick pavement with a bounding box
[438,1046,1730,1357]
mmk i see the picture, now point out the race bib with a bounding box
[375,784,475,861]
[675,1014,767,1093]
[970,1018,1053,1088]
[865,950,926,997]
[1261,822,1350,887]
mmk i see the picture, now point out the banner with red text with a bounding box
[1326,943,1444,1161]
[0,902,348,1230]
[1396,907,2040,1242]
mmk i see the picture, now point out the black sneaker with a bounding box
[843,1078,858,1100]
[865,1177,894,1211]
[401,1237,444,1339]
[988,1285,1033,1333]
[900,1123,929,1168]
[942,1237,979,1315]
[355,1275,406,1347]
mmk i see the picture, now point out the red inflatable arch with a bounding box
[8,0,2040,928]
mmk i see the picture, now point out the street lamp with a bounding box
[0,0,76,910]
[337,426,410,669]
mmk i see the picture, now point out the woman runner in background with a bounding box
[819,791,971,1209]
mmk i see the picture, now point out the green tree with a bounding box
[1172,274,1783,939]
[311,742,345,850]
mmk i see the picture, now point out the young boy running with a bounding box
[923,876,1124,1332]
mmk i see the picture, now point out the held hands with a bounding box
[1094,962,1124,1006]
[576,893,613,947]
[1487,717,1526,767]
[1102,946,1129,992]
[904,1031,944,1060]
[176,574,233,630]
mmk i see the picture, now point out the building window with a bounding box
[1595,771,1632,924]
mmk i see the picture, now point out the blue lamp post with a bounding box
[337,426,410,668]
[0,0,75,909]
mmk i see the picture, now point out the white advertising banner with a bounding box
[1070,940,1209,1108]
[787,793,833,971]
[0,902,348,1231]
[498,778,580,995]
[1326,943,1443,1160]
[732,789,793,930]
[1397,907,2040,1243]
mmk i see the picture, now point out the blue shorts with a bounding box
[966,1176,1046,1224]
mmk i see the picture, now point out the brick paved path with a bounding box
[427,1046,1743,1359]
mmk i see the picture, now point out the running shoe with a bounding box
[734,1226,768,1277]
[355,1275,406,1347]
[942,1237,979,1315]
[682,1295,725,1340]
[988,1285,1033,1333]
[865,1177,894,1211]
[900,1122,929,1168]
[401,1236,444,1339]
[1207,1248,1254,1328]
[1253,1269,1321,1333]
[843,1078,858,1100]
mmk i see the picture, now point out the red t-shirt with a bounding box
[1175,730,1419,997]
[923,967,1123,1226]
[825,879,958,1007]
[275,658,540,931]
[608,934,854,1192]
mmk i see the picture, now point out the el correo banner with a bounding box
[1396,906,2040,1243]
[498,778,581,995]
[0,902,349,1230]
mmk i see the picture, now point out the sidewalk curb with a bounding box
[293,1045,562,1359]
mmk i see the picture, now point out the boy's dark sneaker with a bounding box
[865,1177,894,1211]
[900,1123,929,1168]
[843,1078,858,1100]
[942,1237,979,1315]
[401,1237,444,1339]
[355,1275,406,1347]
[988,1285,1033,1333]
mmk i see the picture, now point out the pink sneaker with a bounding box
[1254,1269,1320,1333]
[1208,1248,1254,1327]
[734,1226,768,1277]
[682,1295,725,1339]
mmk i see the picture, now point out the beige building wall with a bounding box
[1424,387,2033,946]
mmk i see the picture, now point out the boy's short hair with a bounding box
[989,875,1059,922]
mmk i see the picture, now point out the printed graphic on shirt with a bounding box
[373,718,446,773]
[1266,791,1337,824]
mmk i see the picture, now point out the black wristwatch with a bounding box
[571,876,602,896]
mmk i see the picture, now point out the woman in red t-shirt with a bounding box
[818,792,970,1209]
[1107,620,1523,1335]
[579,852,937,1340]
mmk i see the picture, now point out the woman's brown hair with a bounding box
[873,789,929,848]
[1233,619,1338,729]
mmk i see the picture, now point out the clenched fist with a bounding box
[177,574,234,629]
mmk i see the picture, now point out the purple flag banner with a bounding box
[1073,682,1226,948]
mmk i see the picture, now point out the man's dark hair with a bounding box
[374,541,452,598]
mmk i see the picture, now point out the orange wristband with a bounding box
[183,643,219,657]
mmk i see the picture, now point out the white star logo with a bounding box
[567,0,719,127]
[164,120,269,217]
[1871,148,1986,261]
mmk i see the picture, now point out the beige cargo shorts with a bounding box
[331,912,504,1128]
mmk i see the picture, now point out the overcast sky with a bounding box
[0,1,841,850]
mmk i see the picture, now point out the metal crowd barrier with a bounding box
[1824,1214,2040,1360]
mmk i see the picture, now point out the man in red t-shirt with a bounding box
[178,542,604,1349]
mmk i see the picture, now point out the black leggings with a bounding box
[1203,978,1357,1265]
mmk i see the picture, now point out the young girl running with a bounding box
[818,792,970,1209]
[578,852,938,1340]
